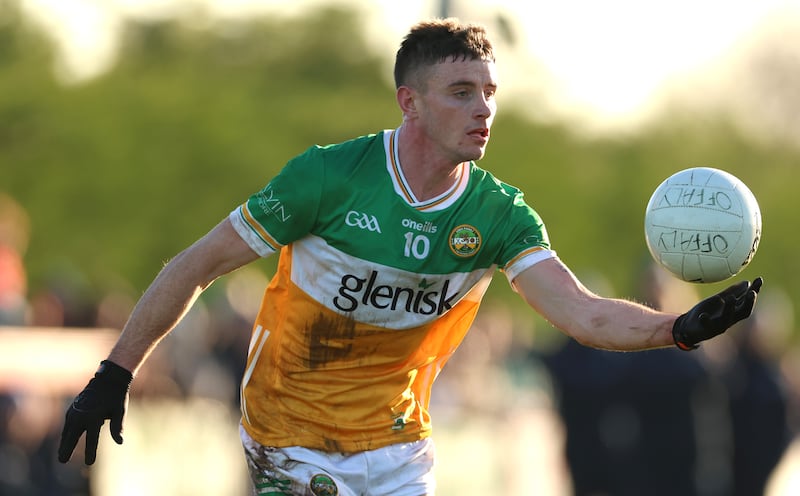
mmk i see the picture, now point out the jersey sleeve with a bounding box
[229,146,324,257]
[497,190,556,283]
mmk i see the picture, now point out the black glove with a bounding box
[672,277,763,350]
[58,360,133,465]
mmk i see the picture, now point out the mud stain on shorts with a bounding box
[246,445,303,495]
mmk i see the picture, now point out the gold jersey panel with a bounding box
[240,242,491,452]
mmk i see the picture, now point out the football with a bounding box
[644,167,762,283]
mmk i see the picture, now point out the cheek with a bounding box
[425,111,454,134]
[420,101,462,135]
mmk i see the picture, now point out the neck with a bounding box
[395,125,465,202]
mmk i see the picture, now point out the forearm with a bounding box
[566,295,677,351]
[106,251,212,373]
[515,260,678,351]
[104,219,259,373]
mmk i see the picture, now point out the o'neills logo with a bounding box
[449,224,481,257]
[333,270,459,315]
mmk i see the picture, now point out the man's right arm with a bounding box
[107,217,260,373]
[58,217,260,464]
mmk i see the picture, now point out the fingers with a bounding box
[741,283,758,316]
[720,277,763,320]
[729,279,760,322]
[84,423,101,465]
[734,277,762,309]
[718,277,763,304]
[57,421,102,465]
[110,409,125,445]
[57,423,82,463]
[719,280,750,299]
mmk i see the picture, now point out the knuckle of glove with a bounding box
[71,365,131,415]
[72,387,113,413]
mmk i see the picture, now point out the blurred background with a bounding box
[1,0,799,494]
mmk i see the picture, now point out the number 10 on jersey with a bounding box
[404,232,430,260]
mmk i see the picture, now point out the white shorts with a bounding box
[240,424,436,496]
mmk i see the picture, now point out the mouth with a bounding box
[468,128,490,141]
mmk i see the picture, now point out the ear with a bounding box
[396,86,417,118]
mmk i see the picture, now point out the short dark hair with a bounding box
[394,19,495,89]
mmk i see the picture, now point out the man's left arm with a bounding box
[513,258,762,351]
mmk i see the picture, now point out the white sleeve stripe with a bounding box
[503,248,558,284]
[228,208,278,258]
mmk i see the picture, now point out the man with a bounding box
[58,19,762,495]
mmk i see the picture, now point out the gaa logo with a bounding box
[449,224,481,257]
[345,210,382,233]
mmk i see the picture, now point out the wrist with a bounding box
[97,360,134,386]
[672,315,699,351]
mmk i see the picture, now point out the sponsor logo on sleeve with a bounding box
[255,186,291,222]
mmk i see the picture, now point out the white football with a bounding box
[644,167,762,283]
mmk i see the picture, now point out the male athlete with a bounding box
[58,19,762,495]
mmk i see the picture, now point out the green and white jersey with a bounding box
[229,129,554,452]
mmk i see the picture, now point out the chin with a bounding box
[470,148,488,162]
[453,144,487,163]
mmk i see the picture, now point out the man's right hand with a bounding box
[58,360,133,465]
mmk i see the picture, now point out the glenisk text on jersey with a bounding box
[333,270,459,315]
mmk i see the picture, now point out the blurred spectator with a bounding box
[28,266,98,328]
[0,391,91,495]
[720,288,795,496]
[543,262,714,496]
[0,193,30,325]
[430,302,570,495]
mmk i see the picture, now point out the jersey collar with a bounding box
[384,128,469,212]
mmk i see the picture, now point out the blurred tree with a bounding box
[0,0,797,338]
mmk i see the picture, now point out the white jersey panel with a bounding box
[291,234,495,329]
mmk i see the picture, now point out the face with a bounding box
[404,59,498,164]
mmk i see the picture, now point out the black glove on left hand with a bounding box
[58,360,133,465]
[672,277,763,350]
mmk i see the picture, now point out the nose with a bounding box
[474,94,494,119]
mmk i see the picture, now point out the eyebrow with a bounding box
[447,80,497,90]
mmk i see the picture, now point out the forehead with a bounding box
[424,59,498,88]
